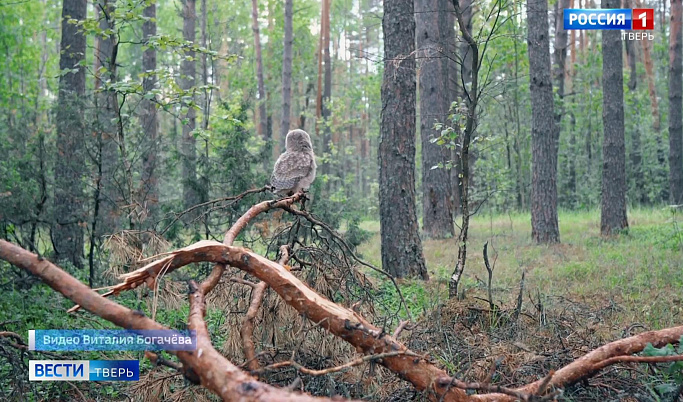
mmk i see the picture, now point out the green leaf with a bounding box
[643,342,676,357]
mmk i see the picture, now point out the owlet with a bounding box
[270,129,317,195]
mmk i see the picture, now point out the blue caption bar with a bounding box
[29,329,197,351]
[564,9,632,30]
[29,360,139,381]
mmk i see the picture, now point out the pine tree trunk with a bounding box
[553,0,569,124]
[321,0,332,182]
[379,0,428,280]
[640,30,662,131]
[669,0,683,205]
[600,0,629,235]
[280,0,293,143]
[635,0,666,199]
[624,0,638,91]
[141,0,159,222]
[181,0,199,210]
[527,0,560,243]
[54,0,87,268]
[416,0,455,239]
[94,0,119,234]
[623,0,643,204]
[251,0,268,143]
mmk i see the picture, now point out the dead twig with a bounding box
[159,186,269,235]
[281,206,413,321]
[258,350,411,376]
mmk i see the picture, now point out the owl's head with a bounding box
[285,129,313,152]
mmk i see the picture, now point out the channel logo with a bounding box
[29,360,139,381]
[564,8,654,30]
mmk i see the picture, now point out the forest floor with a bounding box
[2,208,682,401]
[355,207,683,401]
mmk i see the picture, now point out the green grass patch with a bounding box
[357,207,683,330]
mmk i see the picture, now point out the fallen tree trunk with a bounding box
[473,324,683,400]
[0,239,350,402]
[114,241,469,400]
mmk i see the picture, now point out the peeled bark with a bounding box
[379,0,429,280]
[416,0,455,239]
[669,0,683,204]
[527,0,560,243]
[600,0,629,235]
[53,0,87,269]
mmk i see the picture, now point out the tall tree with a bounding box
[669,0,683,204]
[527,0,560,243]
[600,0,629,235]
[635,0,667,202]
[280,0,293,144]
[448,0,482,297]
[416,0,455,238]
[624,0,644,204]
[456,0,474,199]
[54,0,88,268]
[440,0,459,215]
[94,0,119,234]
[315,0,326,124]
[320,0,332,179]
[141,0,159,221]
[181,0,199,210]
[251,0,268,143]
[554,0,569,122]
[624,0,638,92]
[379,0,428,279]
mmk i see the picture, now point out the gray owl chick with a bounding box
[270,129,317,195]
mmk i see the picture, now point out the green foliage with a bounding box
[642,337,683,397]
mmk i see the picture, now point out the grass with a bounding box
[357,207,683,330]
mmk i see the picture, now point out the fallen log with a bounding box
[0,239,353,402]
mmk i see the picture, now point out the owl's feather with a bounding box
[270,151,315,191]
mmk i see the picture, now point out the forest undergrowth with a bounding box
[355,207,683,401]
[1,207,682,401]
